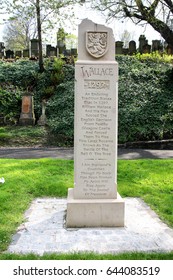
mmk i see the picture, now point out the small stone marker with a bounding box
[19,94,35,125]
[23,49,29,58]
[30,39,39,57]
[38,99,47,126]
[66,19,125,227]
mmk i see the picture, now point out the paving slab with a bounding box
[8,198,173,256]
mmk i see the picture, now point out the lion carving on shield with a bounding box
[86,31,108,58]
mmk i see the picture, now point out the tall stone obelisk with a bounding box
[66,19,125,227]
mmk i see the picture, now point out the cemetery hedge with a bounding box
[117,56,173,142]
[0,56,173,144]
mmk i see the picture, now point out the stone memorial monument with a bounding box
[19,94,35,125]
[66,19,125,227]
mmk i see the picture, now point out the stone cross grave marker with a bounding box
[66,19,125,227]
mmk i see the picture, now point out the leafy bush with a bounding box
[117,56,173,142]
[134,51,173,64]
[0,85,22,124]
[0,58,66,122]
[0,60,40,122]
[46,56,173,144]
[0,60,39,90]
[46,80,74,143]
[0,57,173,144]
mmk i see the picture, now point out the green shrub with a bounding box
[46,80,74,142]
[0,57,173,144]
[0,58,66,123]
[33,58,67,121]
[46,56,173,144]
[134,51,173,64]
[0,60,40,123]
[0,60,39,90]
[0,85,22,124]
[117,56,173,142]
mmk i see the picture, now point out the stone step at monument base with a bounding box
[19,117,35,126]
[66,188,125,228]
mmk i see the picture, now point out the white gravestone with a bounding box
[66,19,125,227]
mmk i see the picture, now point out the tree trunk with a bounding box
[123,1,173,48]
[136,0,173,47]
[36,0,44,72]
[148,17,173,47]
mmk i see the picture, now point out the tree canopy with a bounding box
[2,0,82,71]
[3,11,37,50]
[91,0,173,47]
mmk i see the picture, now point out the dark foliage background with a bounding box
[0,56,173,143]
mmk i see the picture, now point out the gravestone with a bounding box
[71,48,77,56]
[30,39,39,57]
[46,45,57,57]
[139,35,147,54]
[129,40,136,55]
[23,49,29,58]
[143,43,151,54]
[6,49,14,59]
[66,19,125,227]
[19,94,35,125]
[15,50,22,58]
[115,41,123,54]
[0,42,5,58]
[38,99,47,125]
[64,49,71,56]
[0,42,4,51]
[152,40,162,52]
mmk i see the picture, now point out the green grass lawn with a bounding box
[0,158,173,260]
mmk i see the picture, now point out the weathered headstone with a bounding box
[38,99,47,126]
[15,50,22,58]
[6,49,14,59]
[66,19,125,227]
[23,49,29,58]
[19,94,35,125]
[71,48,77,56]
[64,49,71,56]
[0,42,5,58]
[152,40,162,52]
[143,43,151,54]
[139,35,147,54]
[0,42,4,51]
[46,45,57,57]
[30,39,39,57]
[115,41,123,54]
[129,40,136,55]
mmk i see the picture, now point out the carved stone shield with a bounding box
[86,31,108,58]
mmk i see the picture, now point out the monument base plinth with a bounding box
[66,188,125,228]
[19,116,35,126]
